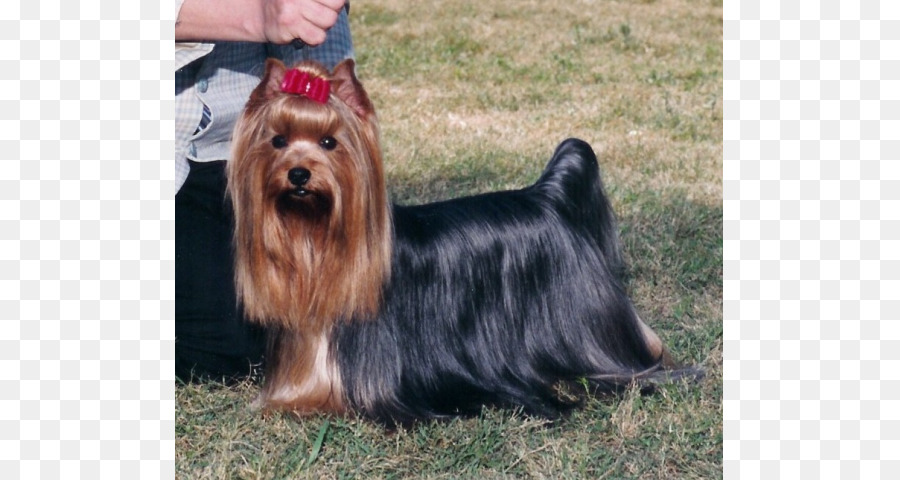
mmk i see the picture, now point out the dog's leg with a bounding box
[632,312,707,388]
[633,314,677,368]
[258,330,345,415]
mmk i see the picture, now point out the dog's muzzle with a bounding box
[288,167,312,196]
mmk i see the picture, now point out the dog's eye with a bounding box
[272,135,288,149]
[319,136,337,151]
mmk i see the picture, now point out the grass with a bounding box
[176,0,723,477]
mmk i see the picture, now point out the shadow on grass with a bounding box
[616,190,722,292]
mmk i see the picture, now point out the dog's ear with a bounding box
[330,59,375,119]
[250,58,288,104]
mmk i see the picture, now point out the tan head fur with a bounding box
[227,59,392,334]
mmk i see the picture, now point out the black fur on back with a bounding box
[332,138,660,426]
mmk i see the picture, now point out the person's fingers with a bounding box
[292,21,328,45]
[263,0,340,45]
[300,1,339,31]
[313,0,345,13]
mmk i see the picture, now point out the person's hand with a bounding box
[175,0,345,46]
[262,0,345,46]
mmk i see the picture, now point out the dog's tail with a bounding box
[533,138,626,277]
[535,139,705,391]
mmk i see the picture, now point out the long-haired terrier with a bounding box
[227,59,699,426]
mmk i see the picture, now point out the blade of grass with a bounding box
[306,419,331,469]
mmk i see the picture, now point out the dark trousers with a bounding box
[175,160,266,382]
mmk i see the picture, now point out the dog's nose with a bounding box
[288,168,311,186]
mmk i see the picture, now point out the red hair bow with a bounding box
[280,69,330,103]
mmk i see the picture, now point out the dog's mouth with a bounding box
[281,187,318,203]
[278,188,332,216]
[290,187,311,198]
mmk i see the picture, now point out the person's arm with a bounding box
[175,0,345,46]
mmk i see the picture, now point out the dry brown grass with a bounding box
[358,0,722,203]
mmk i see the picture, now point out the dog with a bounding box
[227,58,698,426]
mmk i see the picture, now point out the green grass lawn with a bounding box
[176,0,722,477]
